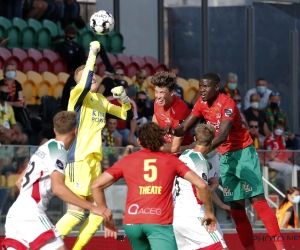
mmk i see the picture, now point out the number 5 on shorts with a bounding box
[144,159,157,182]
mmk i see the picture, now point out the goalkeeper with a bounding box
[56,41,132,250]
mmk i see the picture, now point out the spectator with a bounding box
[263,91,300,150]
[232,94,248,129]
[102,118,122,147]
[136,91,153,128]
[276,186,299,229]
[244,93,270,137]
[244,77,272,110]
[23,0,48,20]
[0,62,31,133]
[264,121,300,177]
[220,72,240,98]
[54,25,86,73]
[0,85,27,145]
[169,66,184,100]
[128,70,149,101]
[248,119,263,150]
[42,0,64,22]
[106,81,138,146]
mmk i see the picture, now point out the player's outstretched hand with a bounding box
[111,86,130,104]
[89,41,101,55]
[201,213,217,233]
[91,206,112,221]
[104,220,118,239]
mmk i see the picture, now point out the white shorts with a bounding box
[207,151,221,179]
[2,215,64,250]
[173,216,227,250]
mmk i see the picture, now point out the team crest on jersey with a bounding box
[224,109,233,117]
[56,159,64,170]
[202,173,208,181]
[223,186,234,197]
[243,183,253,193]
[216,113,221,119]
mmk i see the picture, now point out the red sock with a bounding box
[252,200,285,250]
[230,209,254,248]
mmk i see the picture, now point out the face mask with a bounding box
[136,100,146,108]
[5,71,16,79]
[274,129,284,136]
[270,102,278,109]
[227,83,237,90]
[256,86,266,95]
[236,103,242,109]
[0,91,9,101]
[292,195,300,204]
[250,102,259,109]
[67,36,75,42]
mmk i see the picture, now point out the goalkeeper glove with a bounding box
[89,41,101,55]
[111,86,130,104]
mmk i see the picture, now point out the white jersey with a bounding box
[173,149,210,217]
[7,139,66,219]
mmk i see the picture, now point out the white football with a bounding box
[90,10,115,35]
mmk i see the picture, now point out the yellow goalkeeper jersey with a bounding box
[67,54,131,162]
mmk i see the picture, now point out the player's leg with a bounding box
[173,215,227,250]
[143,224,178,250]
[123,224,151,250]
[72,159,104,250]
[56,161,89,238]
[246,146,285,250]
[220,150,255,250]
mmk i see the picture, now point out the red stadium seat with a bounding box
[130,54,146,68]
[0,48,12,68]
[36,58,52,74]
[106,52,118,67]
[27,48,42,61]
[96,62,106,76]
[52,58,67,74]
[5,56,21,71]
[154,64,168,73]
[42,49,58,62]
[125,63,140,78]
[11,48,27,62]
[141,63,154,76]
[21,57,36,73]
[144,55,168,73]
[116,54,131,67]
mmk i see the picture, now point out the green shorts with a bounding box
[220,145,264,202]
[123,224,177,250]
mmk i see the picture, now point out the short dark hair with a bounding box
[151,71,176,91]
[201,73,221,86]
[136,91,147,99]
[274,120,285,129]
[65,25,77,35]
[138,122,166,151]
[256,77,266,83]
[3,62,16,73]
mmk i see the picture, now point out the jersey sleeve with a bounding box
[221,98,237,121]
[47,141,67,175]
[191,99,203,118]
[105,159,124,180]
[106,99,132,120]
[68,54,96,111]
[172,156,191,178]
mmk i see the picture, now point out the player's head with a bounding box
[199,73,220,102]
[53,111,77,149]
[151,71,176,108]
[74,65,99,92]
[106,118,118,133]
[194,124,215,148]
[64,25,77,43]
[137,122,165,152]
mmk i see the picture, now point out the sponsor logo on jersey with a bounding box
[74,182,82,189]
[202,173,208,182]
[165,117,171,123]
[216,113,221,118]
[92,110,106,123]
[223,186,234,197]
[217,102,222,107]
[243,183,253,193]
[128,204,162,215]
[56,159,64,170]
[224,109,233,117]
[34,149,46,159]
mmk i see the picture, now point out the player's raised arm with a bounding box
[106,86,132,120]
[68,41,100,109]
